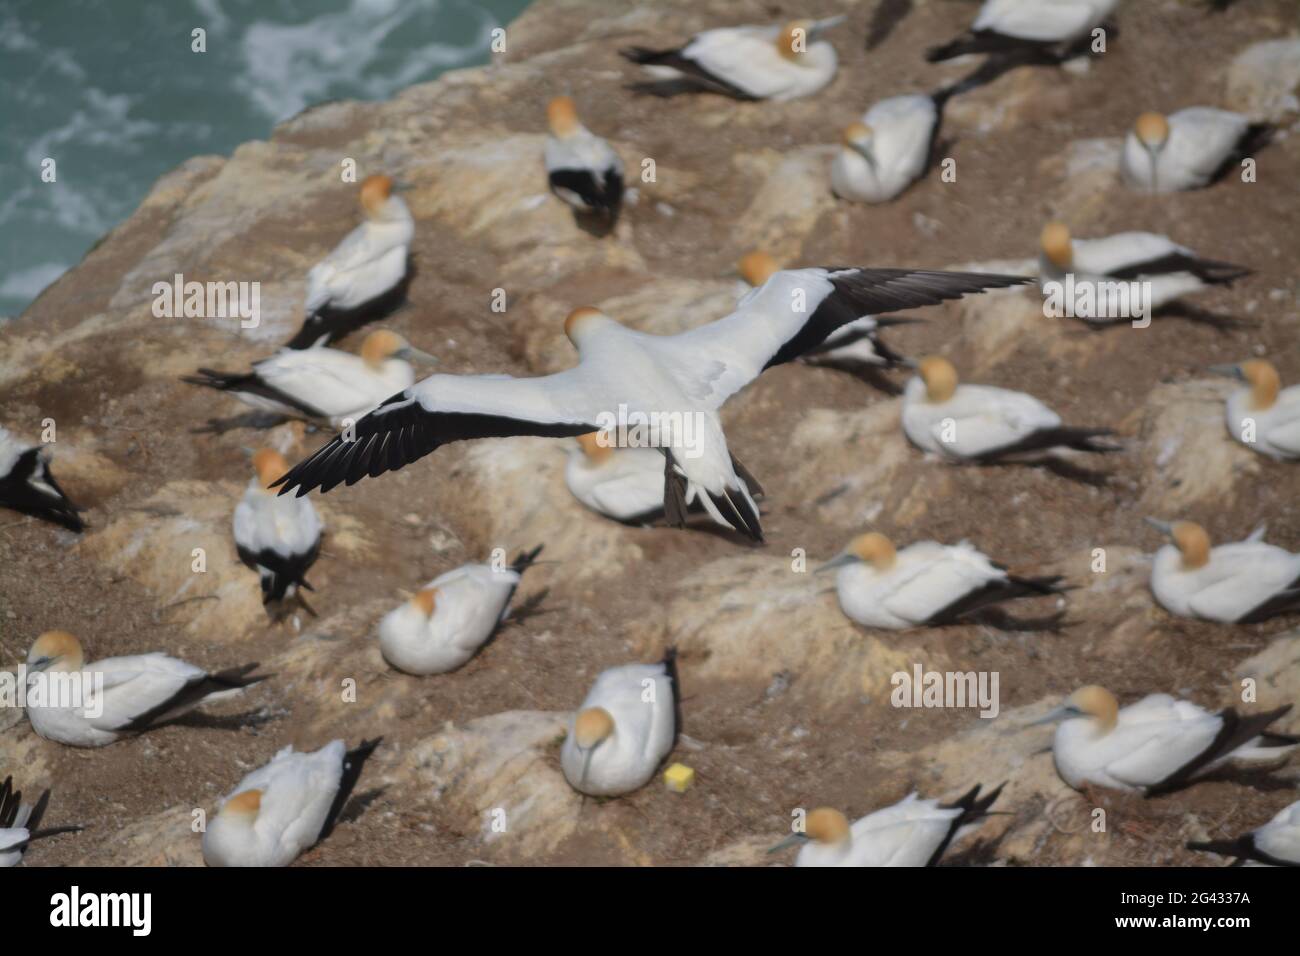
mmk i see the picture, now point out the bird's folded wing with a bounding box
[1073,233,1183,276]
[87,656,205,729]
[275,369,602,496]
[976,0,1098,40]
[254,352,384,413]
[1106,720,1219,788]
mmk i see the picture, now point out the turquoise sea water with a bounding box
[0,0,531,318]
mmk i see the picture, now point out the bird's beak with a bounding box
[1144,517,1173,536]
[1027,705,1070,727]
[815,553,857,573]
[398,345,438,365]
[768,832,809,854]
[579,747,595,790]
[809,15,847,39]
[1207,364,1244,381]
[898,357,920,370]
[392,179,414,192]
[27,656,57,673]
[849,140,878,170]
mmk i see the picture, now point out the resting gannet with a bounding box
[831,87,956,204]
[274,268,1027,542]
[233,449,323,606]
[1188,799,1300,866]
[0,777,83,867]
[927,0,1119,65]
[1121,108,1274,194]
[286,174,413,349]
[545,96,624,225]
[1209,360,1300,461]
[0,427,84,532]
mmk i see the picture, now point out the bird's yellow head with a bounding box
[222,789,263,820]
[412,588,438,617]
[842,121,873,149]
[1241,359,1281,410]
[778,20,815,60]
[359,174,395,219]
[1134,111,1170,149]
[805,807,851,845]
[917,356,959,403]
[849,532,896,570]
[546,96,580,138]
[252,448,289,491]
[360,329,406,368]
[576,431,614,463]
[27,630,85,673]
[564,306,605,346]
[1040,221,1074,270]
[574,707,615,749]
[1170,520,1211,570]
[1066,685,1119,731]
[738,251,779,287]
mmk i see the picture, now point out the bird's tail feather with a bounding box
[320,737,382,842]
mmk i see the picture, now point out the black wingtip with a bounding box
[511,544,545,575]
[319,737,383,843]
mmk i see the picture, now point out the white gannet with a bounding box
[901,356,1117,470]
[819,531,1067,630]
[1188,799,1300,867]
[183,329,436,427]
[1146,519,1300,624]
[1038,222,1252,325]
[1031,685,1297,795]
[831,88,955,204]
[544,96,624,225]
[202,738,380,867]
[620,16,845,101]
[233,449,323,606]
[566,433,676,524]
[274,269,1027,542]
[926,0,1119,65]
[560,651,679,796]
[770,784,1004,866]
[0,426,84,532]
[1121,108,1274,194]
[378,545,543,675]
[286,174,414,349]
[24,631,264,748]
[1208,360,1300,461]
[0,776,83,867]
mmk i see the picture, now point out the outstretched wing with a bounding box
[275,369,603,496]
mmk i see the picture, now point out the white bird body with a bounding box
[233,466,322,605]
[1121,107,1257,193]
[972,0,1117,43]
[544,99,624,220]
[1191,800,1300,866]
[202,739,374,867]
[565,440,673,522]
[814,317,893,365]
[1224,381,1300,461]
[378,560,527,675]
[1151,536,1300,624]
[832,94,939,203]
[561,657,677,796]
[796,794,969,867]
[305,205,412,317]
[903,377,1060,460]
[0,826,31,868]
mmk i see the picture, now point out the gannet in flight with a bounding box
[561,651,678,796]
[183,329,436,427]
[620,16,845,101]
[770,784,1004,866]
[544,97,624,226]
[831,87,956,204]
[202,738,380,867]
[0,426,84,532]
[819,532,1067,630]
[1208,360,1300,461]
[901,356,1117,469]
[285,174,413,349]
[378,545,543,675]
[1121,108,1274,194]
[1188,799,1300,866]
[24,631,264,748]
[1032,686,1297,795]
[1038,222,1252,325]
[0,776,83,867]
[233,449,323,607]
[274,268,1027,542]
[926,0,1119,65]
[1146,519,1300,624]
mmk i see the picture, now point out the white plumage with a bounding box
[544,97,624,220]
[560,655,677,796]
[1121,107,1266,193]
[0,777,80,867]
[233,450,322,605]
[1189,799,1300,867]
[565,435,673,523]
[1212,360,1300,461]
[832,94,942,203]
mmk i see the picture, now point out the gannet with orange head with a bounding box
[377,546,543,675]
[1208,359,1300,461]
[831,86,955,204]
[926,0,1119,64]
[182,327,436,427]
[23,630,264,748]
[565,431,693,525]
[1188,799,1300,867]
[287,173,414,349]
[561,651,678,796]
[202,738,380,867]
[233,448,322,606]
[818,531,1067,631]
[0,425,85,532]
[0,776,83,867]
[901,355,1118,466]
[1121,107,1273,194]
[1030,685,1297,794]
[770,784,1004,866]
[1037,220,1252,325]
[620,16,845,101]
[544,96,624,224]
[272,268,1031,543]
[1145,518,1300,623]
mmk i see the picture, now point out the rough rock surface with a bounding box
[2,0,1299,867]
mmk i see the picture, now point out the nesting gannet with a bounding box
[1038,222,1251,324]
[0,427,84,532]
[183,329,436,427]
[202,738,380,867]
[1146,519,1300,624]
[565,433,677,524]
[378,545,543,675]
[233,449,323,606]
[620,16,845,101]
[274,268,1027,542]
[770,784,1004,866]
[561,651,679,796]
[1121,108,1274,194]
[1209,360,1300,461]
[0,776,83,867]
[1188,799,1300,867]
[24,631,264,748]
[544,97,624,225]
[819,532,1067,630]
[831,88,955,204]
[926,0,1119,65]
[1032,686,1297,795]
[286,174,413,349]
[901,356,1117,468]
